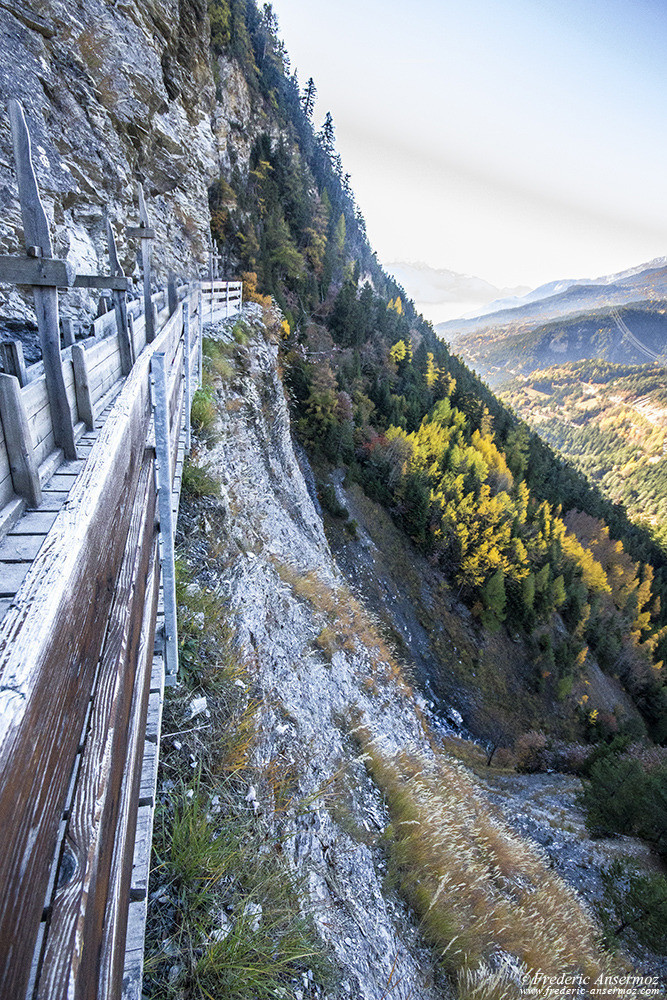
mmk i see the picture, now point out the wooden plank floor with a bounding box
[0,380,124,623]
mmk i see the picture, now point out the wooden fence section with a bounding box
[0,276,233,1000]
[202,278,243,324]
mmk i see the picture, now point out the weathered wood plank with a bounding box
[98,537,160,997]
[71,342,95,430]
[151,353,179,682]
[38,447,64,489]
[36,490,68,509]
[0,372,42,506]
[0,494,25,537]
[8,510,57,534]
[73,274,131,291]
[85,333,121,372]
[37,458,157,1000]
[0,560,31,595]
[150,653,164,692]
[138,741,158,807]
[0,301,180,1000]
[0,255,76,287]
[42,473,77,492]
[125,226,156,240]
[129,804,152,900]
[88,353,123,404]
[0,339,28,386]
[0,533,44,561]
[122,898,147,1000]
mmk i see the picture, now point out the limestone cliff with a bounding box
[0,0,256,331]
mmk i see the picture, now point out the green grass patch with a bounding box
[181,455,220,499]
[191,387,217,437]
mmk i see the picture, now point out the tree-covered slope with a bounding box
[502,362,667,546]
[205,0,667,743]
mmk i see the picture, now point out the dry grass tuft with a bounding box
[271,558,413,694]
[354,726,634,997]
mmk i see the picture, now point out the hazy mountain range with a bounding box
[436,257,667,346]
[435,257,667,386]
[384,260,530,324]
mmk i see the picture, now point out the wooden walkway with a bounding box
[0,379,124,622]
[0,288,240,1000]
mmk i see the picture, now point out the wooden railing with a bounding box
[0,101,243,999]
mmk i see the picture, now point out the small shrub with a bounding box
[232,319,251,345]
[182,456,220,498]
[515,730,548,772]
[596,860,667,954]
[191,387,217,436]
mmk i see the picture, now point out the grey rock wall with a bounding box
[0,0,256,334]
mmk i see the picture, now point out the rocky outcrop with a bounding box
[0,0,258,332]
[177,305,450,999]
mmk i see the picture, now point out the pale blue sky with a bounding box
[270,0,667,289]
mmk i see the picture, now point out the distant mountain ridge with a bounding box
[385,260,529,324]
[436,258,667,386]
[436,258,667,343]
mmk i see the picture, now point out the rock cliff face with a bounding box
[176,305,451,999]
[0,0,254,330]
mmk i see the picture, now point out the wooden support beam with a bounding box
[150,353,178,683]
[125,226,156,240]
[71,345,95,430]
[167,272,177,317]
[135,187,155,343]
[73,274,131,291]
[61,318,75,347]
[0,256,76,287]
[0,339,27,387]
[106,219,133,376]
[8,100,77,461]
[0,372,42,506]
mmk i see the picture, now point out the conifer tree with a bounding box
[301,77,317,118]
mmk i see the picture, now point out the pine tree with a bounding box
[301,77,317,119]
[318,112,335,157]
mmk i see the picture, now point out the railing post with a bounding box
[167,272,178,317]
[126,185,156,343]
[61,317,75,347]
[150,353,178,685]
[0,372,42,506]
[183,301,191,454]
[198,286,203,385]
[9,100,77,461]
[0,340,27,387]
[71,344,95,430]
[106,219,133,375]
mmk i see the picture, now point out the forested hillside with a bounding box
[502,362,667,550]
[450,300,667,387]
[205,0,667,745]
